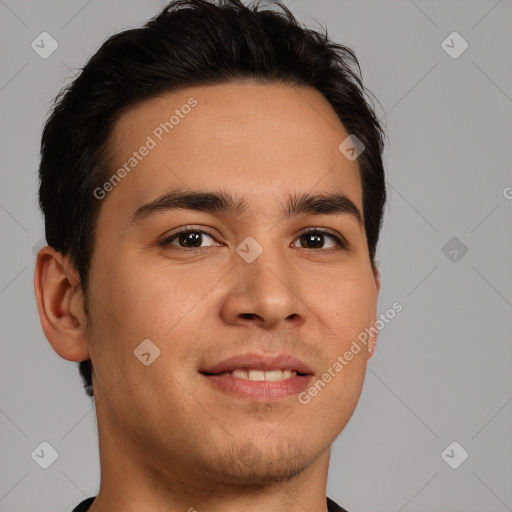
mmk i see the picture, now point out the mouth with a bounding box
[202,368,307,381]
[199,353,315,401]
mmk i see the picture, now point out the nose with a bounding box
[220,244,307,330]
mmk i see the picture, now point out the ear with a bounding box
[368,261,381,360]
[373,261,381,294]
[34,246,90,362]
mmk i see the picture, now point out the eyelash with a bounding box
[159,227,348,253]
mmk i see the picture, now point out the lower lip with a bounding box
[200,373,314,401]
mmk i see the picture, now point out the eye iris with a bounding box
[302,233,324,249]
[180,231,202,247]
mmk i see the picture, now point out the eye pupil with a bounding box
[180,232,202,247]
[302,233,323,249]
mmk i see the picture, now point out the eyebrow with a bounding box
[130,189,363,226]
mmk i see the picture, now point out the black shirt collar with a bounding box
[72,495,349,512]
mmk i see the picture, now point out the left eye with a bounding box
[291,229,345,250]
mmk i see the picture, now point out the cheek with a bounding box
[311,267,377,342]
[100,257,249,380]
[97,253,217,338]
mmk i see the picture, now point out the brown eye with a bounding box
[161,229,217,249]
[292,229,346,250]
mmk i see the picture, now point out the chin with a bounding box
[204,437,315,488]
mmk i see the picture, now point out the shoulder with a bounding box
[70,496,96,512]
[327,496,350,512]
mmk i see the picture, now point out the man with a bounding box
[34,1,387,511]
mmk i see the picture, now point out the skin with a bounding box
[35,81,380,512]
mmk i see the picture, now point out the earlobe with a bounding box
[34,247,90,362]
[367,332,377,360]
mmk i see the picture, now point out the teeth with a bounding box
[229,369,297,381]
[232,369,248,379]
[248,370,265,381]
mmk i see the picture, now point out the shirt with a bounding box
[71,496,349,511]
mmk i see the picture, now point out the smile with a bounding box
[222,369,297,381]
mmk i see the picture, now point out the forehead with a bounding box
[102,81,362,219]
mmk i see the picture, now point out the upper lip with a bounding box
[200,353,314,375]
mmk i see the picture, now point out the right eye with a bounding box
[160,228,220,249]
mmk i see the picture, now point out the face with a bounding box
[85,81,380,486]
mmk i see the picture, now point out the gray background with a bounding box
[1,1,511,511]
